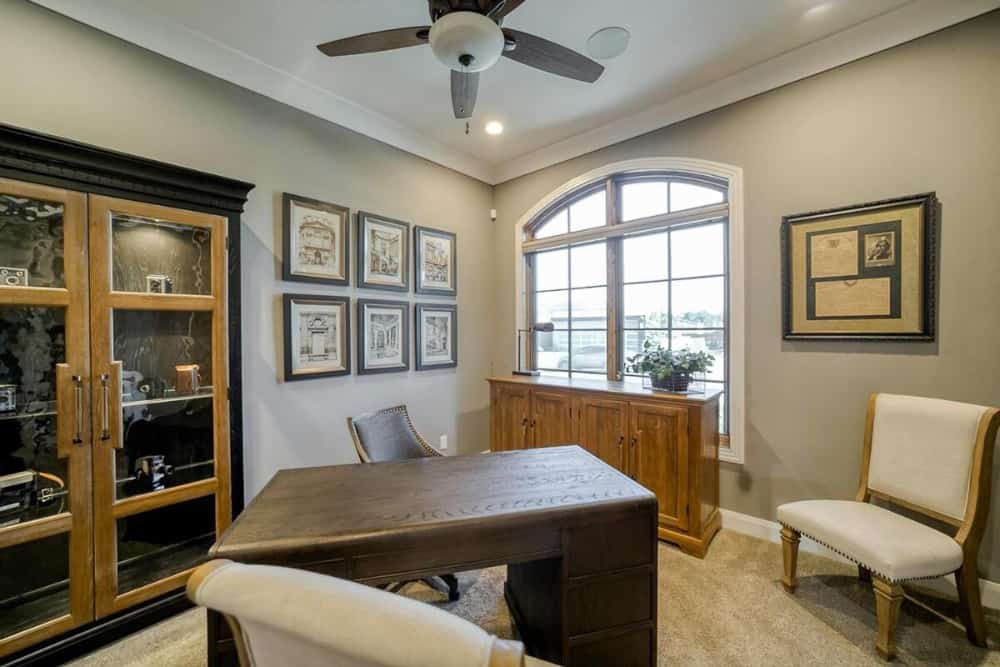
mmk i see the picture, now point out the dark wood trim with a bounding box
[282,294,352,380]
[0,124,251,214]
[780,192,937,341]
[356,211,410,292]
[356,299,410,375]
[281,193,350,286]
[415,302,458,370]
[3,592,191,667]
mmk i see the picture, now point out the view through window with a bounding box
[526,174,729,434]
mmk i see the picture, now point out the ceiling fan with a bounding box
[317,0,605,120]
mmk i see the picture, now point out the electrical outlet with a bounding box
[439,434,448,451]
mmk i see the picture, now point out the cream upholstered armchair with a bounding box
[187,559,558,667]
[777,393,1000,660]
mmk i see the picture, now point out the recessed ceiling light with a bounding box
[804,1,836,19]
[485,120,504,136]
[587,27,630,61]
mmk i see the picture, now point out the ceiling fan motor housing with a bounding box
[429,11,504,72]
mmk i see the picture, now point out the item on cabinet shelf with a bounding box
[514,322,554,376]
[415,303,457,370]
[357,211,409,292]
[626,342,712,394]
[137,377,169,400]
[145,274,173,294]
[0,470,65,525]
[283,294,351,381]
[175,364,201,394]
[0,385,16,413]
[121,370,143,401]
[0,266,27,287]
[282,193,350,285]
[414,226,457,296]
[781,192,937,340]
[133,455,174,494]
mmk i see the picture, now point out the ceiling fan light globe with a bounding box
[429,11,504,72]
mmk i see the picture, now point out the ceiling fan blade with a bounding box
[451,70,480,119]
[488,0,527,21]
[502,29,604,83]
[317,27,430,57]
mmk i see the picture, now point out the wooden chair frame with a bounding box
[347,404,443,463]
[782,393,1000,660]
[187,560,527,667]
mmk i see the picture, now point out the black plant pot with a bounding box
[649,372,691,393]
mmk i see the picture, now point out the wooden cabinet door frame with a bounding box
[575,395,628,471]
[629,401,690,531]
[0,179,93,658]
[491,383,531,451]
[88,195,230,617]
[529,389,574,448]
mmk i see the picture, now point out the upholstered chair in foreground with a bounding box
[347,404,459,602]
[188,559,558,667]
[777,393,1000,660]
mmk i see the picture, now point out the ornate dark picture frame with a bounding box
[781,192,937,341]
[281,193,350,286]
[283,294,351,380]
[415,302,458,370]
[357,299,409,375]
[414,226,457,297]
[357,211,409,292]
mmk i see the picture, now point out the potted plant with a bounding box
[625,341,714,393]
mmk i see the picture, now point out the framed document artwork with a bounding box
[781,193,936,340]
[283,294,351,380]
[282,193,349,285]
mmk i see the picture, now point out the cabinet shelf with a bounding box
[122,391,213,409]
[0,401,57,422]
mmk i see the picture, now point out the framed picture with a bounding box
[282,193,349,285]
[415,303,457,370]
[781,192,937,341]
[357,299,409,374]
[357,211,409,292]
[283,294,351,381]
[414,226,457,297]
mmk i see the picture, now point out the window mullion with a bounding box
[605,177,620,382]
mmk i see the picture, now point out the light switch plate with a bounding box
[439,434,448,451]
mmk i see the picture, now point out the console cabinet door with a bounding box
[629,402,689,531]
[576,396,628,471]
[490,384,531,451]
[530,389,574,448]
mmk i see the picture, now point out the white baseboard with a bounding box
[719,508,1000,610]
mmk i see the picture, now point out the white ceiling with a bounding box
[33,0,1000,183]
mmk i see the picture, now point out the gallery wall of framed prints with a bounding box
[781,192,937,341]
[279,194,459,380]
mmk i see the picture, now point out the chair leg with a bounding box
[780,527,800,593]
[441,573,460,602]
[955,559,988,647]
[873,576,904,660]
[859,566,872,583]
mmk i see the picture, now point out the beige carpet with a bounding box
[67,530,1000,666]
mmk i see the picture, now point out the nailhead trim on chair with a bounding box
[778,521,958,584]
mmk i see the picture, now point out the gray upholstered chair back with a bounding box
[347,405,441,463]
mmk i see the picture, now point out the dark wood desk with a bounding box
[207,446,658,667]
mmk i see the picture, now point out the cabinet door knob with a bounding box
[530,419,536,428]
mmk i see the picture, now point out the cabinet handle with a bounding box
[521,417,528,428]
[72,375,83,444]
[617,435,624,449]
[100,374,111,441]
[631,436,637,448]
[530,419,536,428]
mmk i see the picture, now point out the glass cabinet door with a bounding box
[0,179,93,658]
[88,195,229,617]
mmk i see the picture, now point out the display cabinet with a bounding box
[0,124,253,665]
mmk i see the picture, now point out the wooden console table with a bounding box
[489,375,721,557]
[207,446,658,667]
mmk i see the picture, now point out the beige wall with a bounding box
[1,1,494,497]
[492,12,1000,578]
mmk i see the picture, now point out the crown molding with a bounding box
[32,0,999,186]
[494,0,1000,182]
[29,0,497,184]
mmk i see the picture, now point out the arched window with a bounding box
[522,171,732,438]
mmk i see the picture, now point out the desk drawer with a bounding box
[565,514,653,577]
[566,569,653,636]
